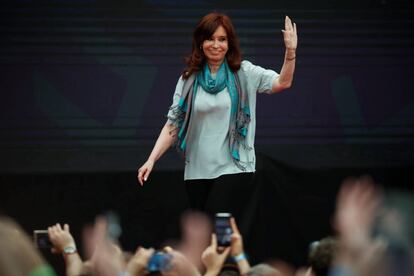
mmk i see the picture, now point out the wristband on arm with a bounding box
[233,252,247,262]
[62,245,77,256]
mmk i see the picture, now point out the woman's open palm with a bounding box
[282,16,298,50]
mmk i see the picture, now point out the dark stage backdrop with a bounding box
[1,0,414,273]
[1,0,414,172]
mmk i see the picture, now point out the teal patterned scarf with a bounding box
[169,60,251,170]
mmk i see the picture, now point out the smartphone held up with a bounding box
[33,230,52,249]
[215,213,233,247]
[147,251,173,272]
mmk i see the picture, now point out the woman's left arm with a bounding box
[272,16,298,93]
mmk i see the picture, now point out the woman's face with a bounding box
[202,25,228,64]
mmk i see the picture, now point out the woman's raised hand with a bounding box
[137,160,154,186]
[282,16,297,51]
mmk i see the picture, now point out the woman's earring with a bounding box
[200,45,202,50]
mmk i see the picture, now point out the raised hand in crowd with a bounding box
[83,216,126,276]
[48,223,77,254]
[126,247,155,276]
[201,233,231,276]
[230,217,250,275]
[163,246,201,276]
[334,176,381,248]
[332,176,386,276]
[48,223,83,276]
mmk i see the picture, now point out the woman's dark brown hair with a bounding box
[182,12,242,79]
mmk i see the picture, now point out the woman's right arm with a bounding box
[137,122,177,186]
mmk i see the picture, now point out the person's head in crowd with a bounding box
[218,269,239,276]
[307,237,339,276]
[162,246,201,276]
[247,263,282,276]
[0,216,56,276]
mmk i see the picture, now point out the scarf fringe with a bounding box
[234,159,247,171]
[233,158,254,171]
[167,105,186,156]
[168,104,185,128]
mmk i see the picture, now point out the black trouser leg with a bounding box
[204,172,255,222]
[184,178,214,212]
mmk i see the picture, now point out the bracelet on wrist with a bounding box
[233,252,247,262]
[62,246,77,256]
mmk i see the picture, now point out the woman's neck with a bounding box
[207,60,223,74]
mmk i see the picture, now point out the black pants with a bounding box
[185,172,255,223]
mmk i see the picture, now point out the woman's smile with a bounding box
[202,25,228,64]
